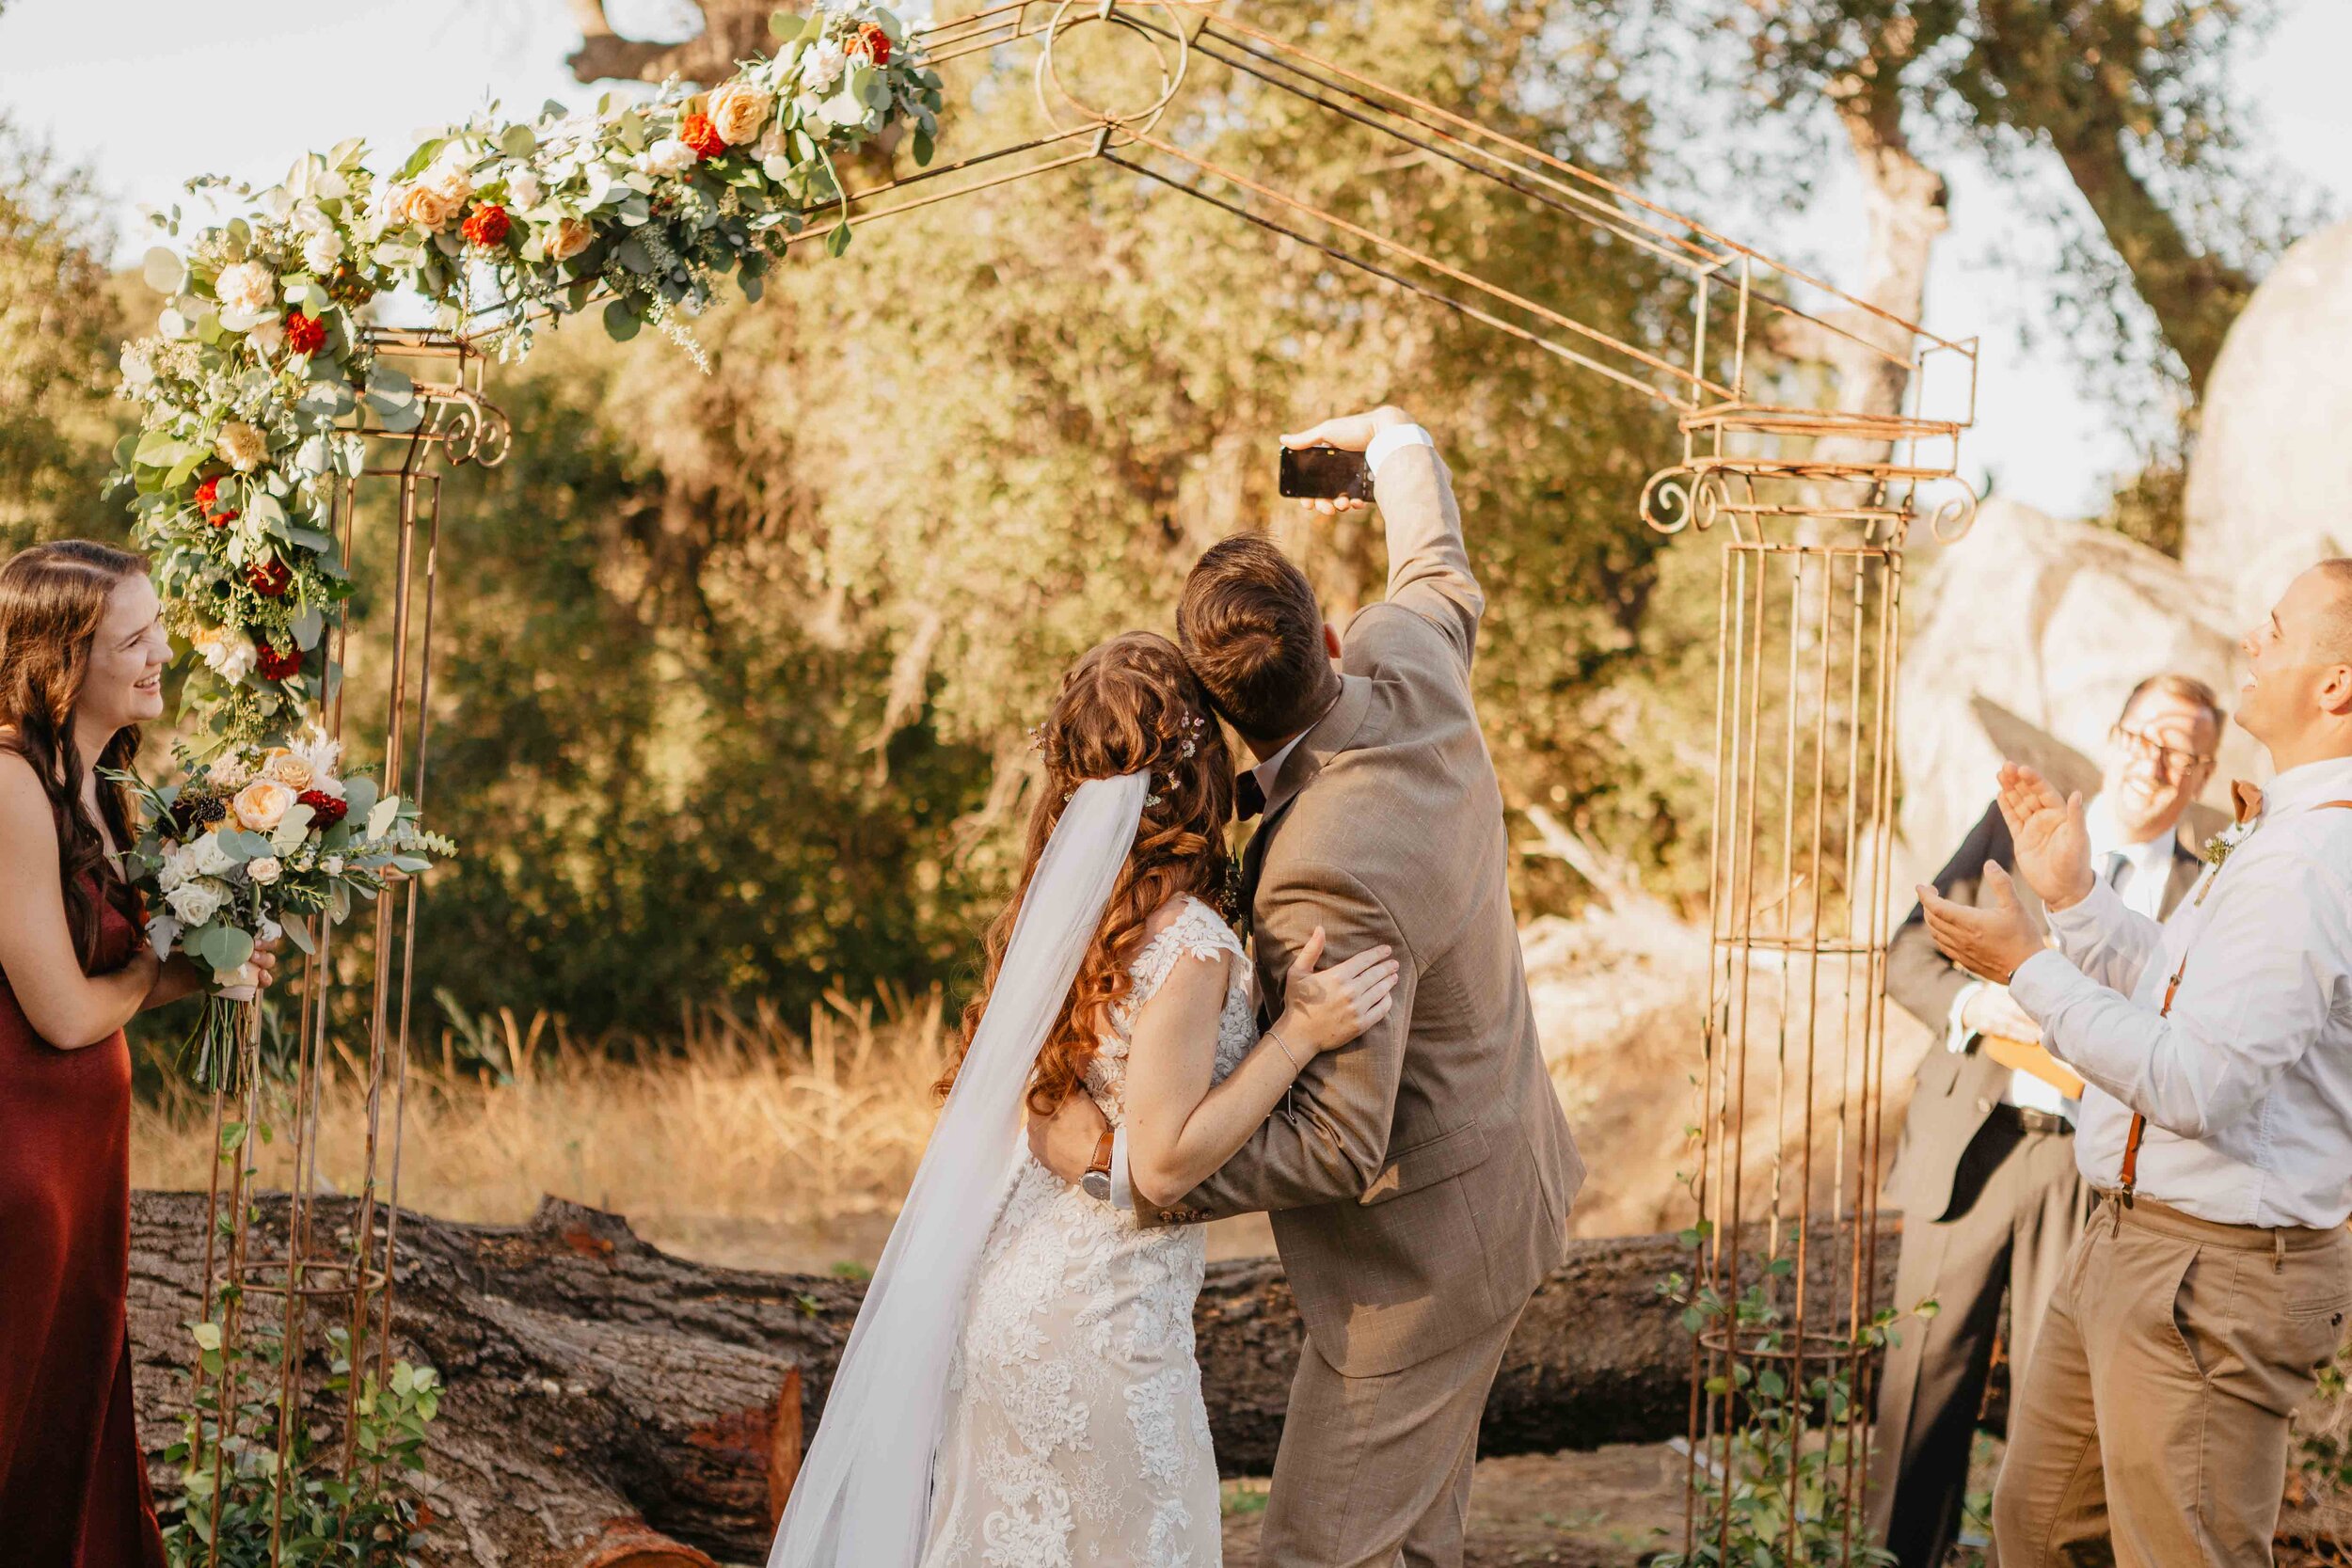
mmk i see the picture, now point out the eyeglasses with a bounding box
[2109,723,2213,780]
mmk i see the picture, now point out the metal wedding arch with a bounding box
[198,3,1977,1562]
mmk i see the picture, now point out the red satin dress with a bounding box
[0,881,167,1567]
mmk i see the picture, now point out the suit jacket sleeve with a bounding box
[1158,860,1415,1220]
[1375,443,1483,669]
[1884,802,2010,1031]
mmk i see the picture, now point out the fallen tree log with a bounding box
[129,1191,1903,1564]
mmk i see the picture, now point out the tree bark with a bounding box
[130,1192,1901,1564]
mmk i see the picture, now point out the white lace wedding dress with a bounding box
[917,894,1251,1568]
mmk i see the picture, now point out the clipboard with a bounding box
[1980,1033,2086,1100]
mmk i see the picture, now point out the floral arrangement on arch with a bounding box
[103,4,940,1082]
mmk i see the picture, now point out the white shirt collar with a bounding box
[2253,753,2352,819]
[2081,792,2177,884]
[1252,731,1308,806]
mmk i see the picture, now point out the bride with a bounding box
[770,631,1397,1568]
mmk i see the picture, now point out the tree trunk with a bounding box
[130,1192,1902,1563]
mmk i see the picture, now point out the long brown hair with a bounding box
[941,632,1237,1115]
[0,541,148,967]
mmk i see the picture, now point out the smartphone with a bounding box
[1279,444,1374,502]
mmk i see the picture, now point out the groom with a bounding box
[1033,405,1582,1566]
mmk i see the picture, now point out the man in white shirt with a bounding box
[1921,561,2352,1567]
[1871,675,2219,1568]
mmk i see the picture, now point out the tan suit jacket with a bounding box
[1146,443,1583,1377]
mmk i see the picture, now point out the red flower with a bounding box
[283,310,326,356]
[852,22,891,64]
[255,642,304,681]
[461,203,512,248]
[681,112,727,161]
[246,558,293,598]
[297,789,347,827]
[194,475,239,527]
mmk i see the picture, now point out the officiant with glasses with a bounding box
[1869,673,2222,1568]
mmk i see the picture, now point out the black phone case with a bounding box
[1279,446,1374,500]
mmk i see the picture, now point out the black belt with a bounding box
[1989,1102,2072,1137]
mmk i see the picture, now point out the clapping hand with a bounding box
[1994,763,2095,911]
[1918,863,2044,986]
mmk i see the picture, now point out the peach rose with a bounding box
[215,261,278,317]
[231,778,295,833]
[392,182,457,232]
[261,750,313,790]
[707,81,771,146]
[548,216,594,262]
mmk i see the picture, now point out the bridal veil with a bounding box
[767,769,1148,1568]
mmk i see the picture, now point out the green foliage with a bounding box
[1657,1243,1907,1568]
[163,1317,438,1568]
[0,117,132,554]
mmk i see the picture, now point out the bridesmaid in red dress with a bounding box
[0,542,271,1566]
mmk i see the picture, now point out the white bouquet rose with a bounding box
[167,879,227,927]
[215,261,278,317]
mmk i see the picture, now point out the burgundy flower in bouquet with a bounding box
[255,642,304,681]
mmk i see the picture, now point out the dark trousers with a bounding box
[1869,1116,2088,1568]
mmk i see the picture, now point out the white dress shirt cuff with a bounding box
[1109,1124,1134,1212]
[1365,422,1436,483]
[2043,879,2126,951]
[1946,980,1983,1054]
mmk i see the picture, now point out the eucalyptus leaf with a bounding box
[499,124,538,158]
[602,299,642,341]
[368,796,402,841]
[290,606,326,650]
[142,246,186,293]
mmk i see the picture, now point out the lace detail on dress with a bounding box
[919,894,1248,1568]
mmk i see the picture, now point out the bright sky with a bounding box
[2,0,2345,520]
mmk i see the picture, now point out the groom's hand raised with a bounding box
[1282,405,1413,517]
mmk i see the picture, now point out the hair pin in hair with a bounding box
[1179,710,1204,760]
[1026,722,1047,752]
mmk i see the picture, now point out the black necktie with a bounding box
[1235,768,1265,822]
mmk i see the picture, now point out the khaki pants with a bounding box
[1993,1193,2352,1567]
[1870,1117,2086,1568]
[1256,1307,1523,1568]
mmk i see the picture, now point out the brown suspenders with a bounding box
[2115,799,2352,1202]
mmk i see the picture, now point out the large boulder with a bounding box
[2182,219,2352,626]
[1896,499,2248,890]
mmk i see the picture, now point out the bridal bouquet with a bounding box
[108,732,456,1090]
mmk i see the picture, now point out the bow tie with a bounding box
[1235,768,1266,822]
[2232,779,2263,826]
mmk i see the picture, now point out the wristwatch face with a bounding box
[1081,1170,1112,1201]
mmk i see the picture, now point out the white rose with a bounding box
[215,261,278,317]
[215,420,268,472]
[634,138,696,179]
[322,855,345,877]
[158,845,198,894]
[167,879,226,927]
[801,39,847,90]
[246,856,282,886]
[506,170,544,209]
[423,153,475,206]
[547,216,594,262]
[191,834,237,878]
[301,230,344,273]
[246,317,285,357]
[707,80,771,146]
[192,626,257,684]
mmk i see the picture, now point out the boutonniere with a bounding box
[2192,819,2257,904]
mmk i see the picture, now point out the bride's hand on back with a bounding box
[1277,927,1400,1055]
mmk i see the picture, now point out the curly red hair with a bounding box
[940,631,1237,1116]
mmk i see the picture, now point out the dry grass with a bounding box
[131,990,956,1269]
